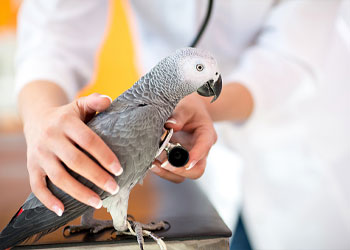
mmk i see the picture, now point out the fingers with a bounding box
[30,151,105,214]
[164,110,190,132]
[74,93,113,121]
[45,162,103,210]
[64,118,122,176]
[162,118,216,180]
[81,93,113,112]
[29,165,64,216]
[50,137,120,196]
[161,94,217,180]
[186,126,217,169]
[69,93,123,176]
[40,153,104,210]
[150,160,185,183]
[163,132,213,179]
[159,158,207,180]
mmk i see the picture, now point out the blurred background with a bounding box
[0,0,21,133]
[0,0,140,134]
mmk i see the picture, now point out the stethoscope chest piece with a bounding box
[156,128,190,167]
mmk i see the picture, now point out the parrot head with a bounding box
[172,47,222,103]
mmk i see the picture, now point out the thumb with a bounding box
[73,93,113,121]
[164,108,191,131]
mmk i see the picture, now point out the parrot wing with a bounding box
[92,99,164,191]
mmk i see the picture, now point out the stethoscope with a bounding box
[190,0,214,47]
[158,0,214,167]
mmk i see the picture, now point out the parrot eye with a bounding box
[196,64,204,72]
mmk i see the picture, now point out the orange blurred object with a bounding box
[0,0,137,100]
[0,0,138,133]
[79,0,139,100]
[0,0,20,31]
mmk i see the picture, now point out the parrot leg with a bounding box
[104,191,168,249]
[131,220,168,250]
[131,220,168,231]
[63,208,114,236]
[111,219,168,250]
[80,208,114,233]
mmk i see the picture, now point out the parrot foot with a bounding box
[63,208,114,236]
[112,220,169,250]
[63,219,114,236]
[86,220,114,234]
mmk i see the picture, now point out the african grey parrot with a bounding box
[0,47,222,249]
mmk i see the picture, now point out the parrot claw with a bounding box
[63,225,89,237]
[111,219,169,250]
[63,209,114,237]
[63,220,114,237]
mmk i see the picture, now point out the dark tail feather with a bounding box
[0,205,87,250]
[0,161,100,249]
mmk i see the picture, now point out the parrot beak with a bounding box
[197,75,222,103]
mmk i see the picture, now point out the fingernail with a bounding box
[111,162,123,176]
[160,160,176,171]
[186,160,198,170]
[161,161,169,168]
[165,118,176,124]
[151,166,161,174]
[105,179,119,195]
[150,164,156,169]
[88,196,103,209]
[100,94,113,103]
[52,205,63,216]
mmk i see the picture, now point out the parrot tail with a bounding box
[0,205,87,250]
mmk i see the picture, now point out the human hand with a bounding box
[151,93,217,183]
[23,93,123,216]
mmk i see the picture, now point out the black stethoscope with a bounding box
[190,0,214,47]
[158,0,214,167]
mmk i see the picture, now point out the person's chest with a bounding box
[127,0,275,75]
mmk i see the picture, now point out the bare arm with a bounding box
[202,82,254,122]
[18,81,69,120]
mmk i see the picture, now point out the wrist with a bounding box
[186,92,211,110]
[203,82,254,122]
[18,81,69,124]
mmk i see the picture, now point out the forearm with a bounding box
[201,82,254,122]
[18,81,69,124]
